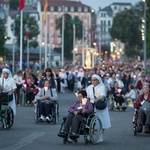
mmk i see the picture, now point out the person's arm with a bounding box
[49,88,58,100]
[35,89,43,101]
[82,101,94,114]
[68,101,79,113]
[134,95,143,108]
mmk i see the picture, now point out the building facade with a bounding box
[96,2,132,46]
[37,0,91,53]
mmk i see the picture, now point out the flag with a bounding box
[19,0,24,11]
[43,0,48,24]
[26,32,29,39]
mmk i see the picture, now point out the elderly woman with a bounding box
[134,82,150,133]
[86,74,111,143]
[58,90,93,139]
[0,68,17,115]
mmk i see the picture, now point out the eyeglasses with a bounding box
[78,95,83,98]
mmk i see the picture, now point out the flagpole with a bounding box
[73,18,76,66]
[27,38,29,67]
[44,13,48,68]
[12,23,15,73]
[61,6,64,67]
[82,23,85,67]
[12,37,15,73]
[20,10,23,70]
[49,33,51,67]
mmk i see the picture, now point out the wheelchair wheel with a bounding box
[133,109,138,136]
[89,116,102,144]
[35,113,39,124]
[84,136,89,145]
[53,103,59,124]
[3,107,14,129]
[63,138,67,144]
[34,104,39,124]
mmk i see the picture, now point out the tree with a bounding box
[110,8,142,58]
[12,15,40,53]
[9,0,19,10]
[0,18,7,56]
[56,14,82,59]
[146,0,150,58]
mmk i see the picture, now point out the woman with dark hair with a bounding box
[58,90,93,139]
[38,68,56,89]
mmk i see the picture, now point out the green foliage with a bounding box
[146,0,150,58]
[56,14,82,59]
[110,6,143,58]
[9,0,19,10]
[0,19,6,56]
[12,15,40,52]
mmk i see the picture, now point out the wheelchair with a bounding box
[34,100,59,124]
[0,94,14,129]
[58,113,103,144]
[107,94,116,111]
[132,108,150,135]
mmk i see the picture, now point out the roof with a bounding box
[111,2,132,6]
[0,0,10,4]
[40,0,90,10]
[9,5,39,19]
[101,6,113,17]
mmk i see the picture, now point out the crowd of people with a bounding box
[0,62,150,143]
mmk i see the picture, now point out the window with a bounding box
[50,14,53,18]
[64,6,68,12]
[104,20,106,25]
[108,20,111,26]
[50,6,54,11]
[84,7,88,12]
[78,7,82,12]
[58,6,61,11]
[70,7,74,12]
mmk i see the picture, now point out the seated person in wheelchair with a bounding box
[134,82,150,133]
[125,84,138,105]
[58,90,93,139]
[111,81,126,110]
[35,80,58,123]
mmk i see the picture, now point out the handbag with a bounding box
[0,92,13,103]
[93,87,107,110]
[140,100,150,111]
[17,84,22,89]
[95,98,107,110]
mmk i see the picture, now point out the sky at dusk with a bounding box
[77,0,141,11]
